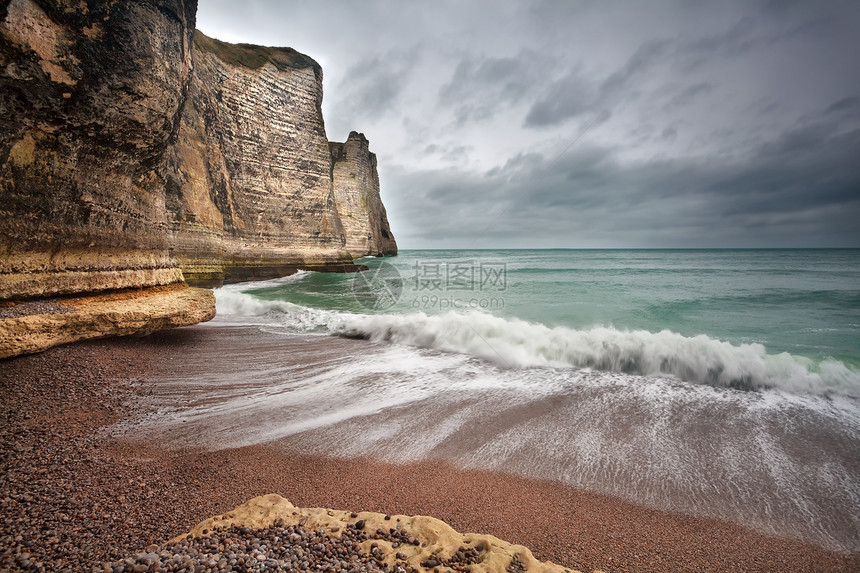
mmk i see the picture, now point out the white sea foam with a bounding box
[213,286,860,397]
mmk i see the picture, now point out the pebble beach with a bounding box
[1,329,858,572]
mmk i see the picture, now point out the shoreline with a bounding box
[1,331,858,572]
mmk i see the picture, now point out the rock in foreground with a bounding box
[111,494,582,573]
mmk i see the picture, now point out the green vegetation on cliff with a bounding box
[194,30,321,74]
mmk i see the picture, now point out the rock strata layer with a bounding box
[167,32,380,286]
[0,0,197,299]
[1,1,396,298]
[331,132,398,258]
[0,284,214,359]
[172,494,581,573]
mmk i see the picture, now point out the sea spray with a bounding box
[337,311,860,395]
[215,285,860,397]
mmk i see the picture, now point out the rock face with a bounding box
[331,132,398,258]
[166,32,373,286]
[0,0,196,299]
[1,1,397,298]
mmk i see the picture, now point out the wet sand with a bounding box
[1,328,858,572]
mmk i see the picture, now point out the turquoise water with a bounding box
[232,249,860,395]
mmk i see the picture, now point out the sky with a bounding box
[197,0,860,249]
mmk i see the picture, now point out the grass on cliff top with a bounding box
[194,31,321,74]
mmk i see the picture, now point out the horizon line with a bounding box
[392,246,860,251]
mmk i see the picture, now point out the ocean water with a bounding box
[130,249,860,552]
[220,249,860,396]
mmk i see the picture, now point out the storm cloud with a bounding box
[197,0,860,247]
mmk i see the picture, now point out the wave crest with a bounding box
[214,288,859,396]
[337,312,858,395]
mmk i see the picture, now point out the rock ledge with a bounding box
[0,283,215,359]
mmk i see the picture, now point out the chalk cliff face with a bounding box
[0,0,197,299]
[1,1,397,300]
[330,132,398,258]
[166,32,364,286]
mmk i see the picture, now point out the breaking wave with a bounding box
[214,287,860,397]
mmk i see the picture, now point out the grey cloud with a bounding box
[525,40,671,128]
[198,0,860,248]
[343,58,400,112]
[659,127,678,142]
[439,51,550,106]
[824,96,860,117]
[453,104,493,125]
[523,69,598,127]
[388,98,860,247]
[523,2,854,131]
[664,82,715,110]
[435,50,558,126]
[672,5,849,74]
[423,143,473,164]
[675,17,760,70]
[521,2,841,132]
[526,0,601,25]
[599,40,671,99]
[333,48,420,119]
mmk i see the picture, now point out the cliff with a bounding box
[1,1,396,355]
[166,32,382,286]
[1,2,397,299]
[331,132,398,257]
[0,0,197,299]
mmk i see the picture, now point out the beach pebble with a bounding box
[105,522,425,573]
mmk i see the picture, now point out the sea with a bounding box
[131,249,860,552]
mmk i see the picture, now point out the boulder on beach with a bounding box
[178,494,586,573]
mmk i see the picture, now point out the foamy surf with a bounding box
[124,321,860,553]
[214,285,860,397]
[165,251,860,553]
